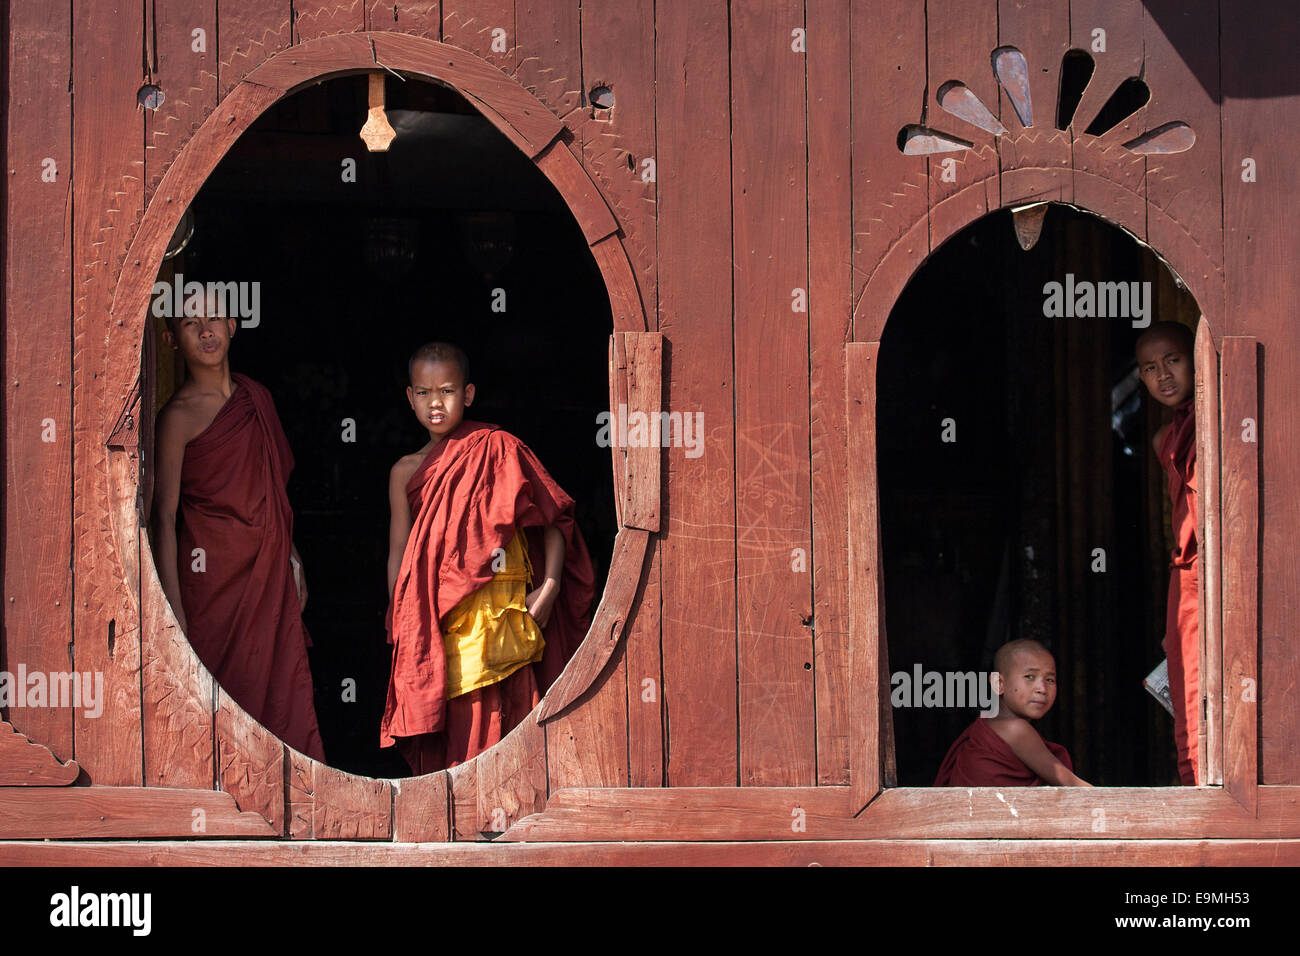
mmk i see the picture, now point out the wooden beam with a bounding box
[0,788,276,839]
[3,837,1298,867]
[845,343,882,811]
[1219,336,1259,814]
[1194,320,1222,786]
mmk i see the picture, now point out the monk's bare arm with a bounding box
[151,403,194,632]
[526,525,565,627]
[993,718,1092,786]
[386,459,417,599]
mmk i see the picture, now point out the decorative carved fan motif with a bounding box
[898,46,1194,157]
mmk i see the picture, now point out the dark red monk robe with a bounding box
[934,717,1073,787]
[176,373,325,762]
[1159,400,1199,785]
[381,420,595,773]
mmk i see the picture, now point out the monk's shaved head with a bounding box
[994,639,1054,676]
[409,342,470,384]
[1135,320,1194,356]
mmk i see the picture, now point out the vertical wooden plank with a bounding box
[392,770,451,842]
[442,0,515,74]
[850,0,927,340]
[609,333,628,526]
[474,712,547,834]
[1142,1,1224,324]
[846,343,881,810]
[1219,337,1257,813]
[997,0,1072,205]
[71,0,145,787]
[625,540,663,786]
[447,756,480,839]
[1220,2,1299,785]
[141,532,216,790]
[655,0,737,787]
[293,0,366,44]
[544,644,629,790]
[218,0,293,99]
[369,1,441,36]
[731,0,814,787]
[925,0,1000,250]
[3,0,74,761]
[1193,321,1221,786]
[514,0,581,121]
[218,691,285,834]
[623,332,661,531]
[807,0,852,786]
[579,0,657,327]
[145,1,218,203]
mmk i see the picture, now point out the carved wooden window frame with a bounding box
[846,204,1261,834]
[102,34,660,817]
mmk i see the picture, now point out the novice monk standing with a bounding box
[934,639,1091,787]
[382,342,595,773]
[1136,320,1199,785]
[151,294,324,762]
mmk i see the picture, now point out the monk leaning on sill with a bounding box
[935,639,1092,787]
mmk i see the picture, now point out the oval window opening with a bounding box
[878,204,1202,788]
[143,73,616,778]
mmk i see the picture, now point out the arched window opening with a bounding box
[878,205,1201,787]
[144,74,616,778]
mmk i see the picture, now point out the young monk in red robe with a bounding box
[1136,320,1199,786]
[382,342,595,773]
[151,294,325,762]
[935,639,1091,787]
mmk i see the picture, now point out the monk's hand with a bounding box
[526,581,558,629]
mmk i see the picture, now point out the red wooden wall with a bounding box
[3,0,1298,853]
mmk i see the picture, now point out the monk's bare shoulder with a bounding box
[986,715,1037,748]
[156,387,210,446]
[390,450,427,489]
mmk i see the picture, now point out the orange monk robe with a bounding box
[381,421,595,772]
[1159,400,1199,786]
[176,373,324,762]
[934,717,1074,787]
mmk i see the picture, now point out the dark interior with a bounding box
[151,74,615,778]
[879,204,1200,787]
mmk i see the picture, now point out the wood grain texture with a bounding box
[1220,337,1258,814]
[654,1,739,789]
[218,0,293,99]
[807,0,853,786]
[850,0,928,319]
[3,0,74,761]
[543,642,629,791]
[1141,0,1224,305]
[589,233,646,332]
[0,787,275,839]
[504,785,1300,842]
[536,527,647,721]
[996,0,1072,205]
[292,0,366,44]
[71,0,145,787]
[926,0,1000,249]
[845,344,881,810]
[145,0,218,202]
[532,137,618,241]
[1194,321,1222,787]
[625,539,663,786]
[217,690,285,834]
[622,332,662,531]
[578,0,657,327]
[0,721,80,786]
[392,770,451,842]
[514,0,581,121]
[731,0,815,788]
[140,530,216,791]
[469,710,547,834]
[1220,3,1299,786]
[4,836,1299,867]
[442,0,515,74]
[367,1,441,35]
[287,750,392,839]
